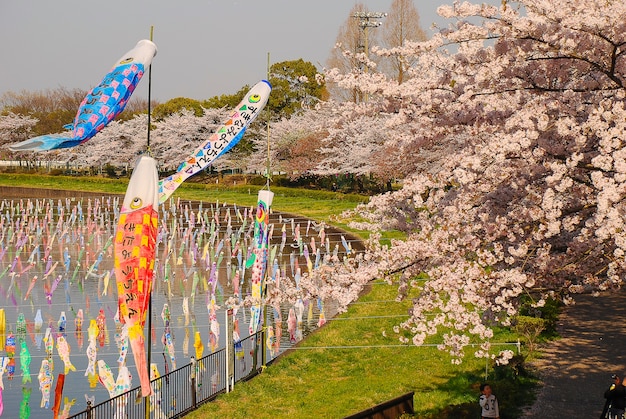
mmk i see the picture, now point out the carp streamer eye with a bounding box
[249,94,261,103]
[130,197,143,209]
[119,57,134,65]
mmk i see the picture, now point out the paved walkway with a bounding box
[523,289,626,418]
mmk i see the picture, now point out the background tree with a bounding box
[0,113,37,145]
[122,97,157,117]
[202,85,252,110]
[326,3,375,102]
[0,113,38,163]
[152,97,205,120]
[377,0,427,84]
[1,88,86,135]
[246,107,332,178]
[267,59,327,118]
[314,112,386,178]
[1,87,154,134]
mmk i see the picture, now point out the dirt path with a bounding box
[523,289,626,418]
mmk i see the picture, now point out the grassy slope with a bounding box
[188,282,529,419]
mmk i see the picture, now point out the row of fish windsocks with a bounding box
[0,307,88,418]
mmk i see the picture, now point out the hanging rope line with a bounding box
[288,342,522,351]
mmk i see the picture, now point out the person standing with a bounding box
[479,383,500,419]
[602,374,626,419]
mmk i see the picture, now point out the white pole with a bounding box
[225,308,234,392]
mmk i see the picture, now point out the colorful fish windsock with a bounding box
[114,366,132,396]
[288,308,296,343]
[9,40,157,152]
[117,324,129,366]
[43,327,53,358]
[75,309,83,331]
[114,155,159,397]
[149,363,166,419]
[58,311,67,334]
[0,309,5,350]
[85,336,97,378]
[164,330,176,370]
[16,313,26,339]
[37,359,53,409]
[52,373,65,419]
[34,309,42,332]
[249,190,274,334]
[193,331,204,361]
[266,326,276,357]
[0,358,9,390]
[158,80,272,203]
[5,332,15,358]
[6,358,15,380]
[56,336,76,374]
[97,360,116,398]
[96,309,106,335]
[88,319,98,340]
[19,341,31,384]
[59,396,76,419]
[20,387,31,419]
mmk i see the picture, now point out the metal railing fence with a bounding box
[68,330,268,419]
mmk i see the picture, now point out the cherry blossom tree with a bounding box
[246,104,336,177]
[245,99,401,185]
[319,0,626,362]
[0,112,37,144]
[0,113,38,164]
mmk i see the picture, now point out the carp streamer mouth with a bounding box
[9,139,44,151]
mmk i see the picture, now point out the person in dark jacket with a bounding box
[603,374,626,419]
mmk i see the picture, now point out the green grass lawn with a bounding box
[187,282,535,419]
[0,172,539,418]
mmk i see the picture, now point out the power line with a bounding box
[352,11,387,103]
[288,342,521,350]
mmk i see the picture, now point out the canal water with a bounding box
[0,186,361,418]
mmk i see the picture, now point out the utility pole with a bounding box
[352,11,387,102]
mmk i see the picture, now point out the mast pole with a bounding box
[145,24,154,419]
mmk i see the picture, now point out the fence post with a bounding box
[190,357,197,408]
[86,399,93,419]
[226,308,234,392]
[261,325,267,368]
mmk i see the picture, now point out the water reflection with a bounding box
[0,187,360,418]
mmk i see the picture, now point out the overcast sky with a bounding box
[1,0,458,103]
